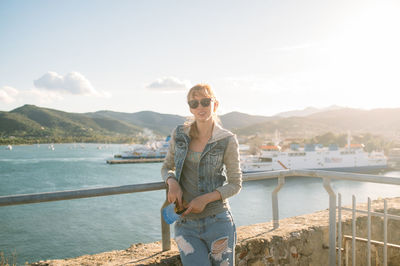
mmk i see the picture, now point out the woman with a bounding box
[161,83,242,266]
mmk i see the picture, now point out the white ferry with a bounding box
[388,148,400,169]
[241,139,387,174]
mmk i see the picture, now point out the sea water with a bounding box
[0,144,399,264]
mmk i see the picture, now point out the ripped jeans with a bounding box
[174,210,236,266]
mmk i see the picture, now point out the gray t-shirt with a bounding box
[180,150,229,219]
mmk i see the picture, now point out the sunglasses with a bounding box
[188,98,212,109]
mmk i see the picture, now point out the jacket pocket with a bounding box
[174,141,187,158]
[208,147,224,167]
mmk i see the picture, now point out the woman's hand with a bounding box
[181,195,208,215]
[167,178,183,209]
[182,190,222,216]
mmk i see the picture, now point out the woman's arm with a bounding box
[215,135,242,200]
[160,127,184,207]
[161,128,177,183]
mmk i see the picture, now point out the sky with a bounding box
[1,0,399,117]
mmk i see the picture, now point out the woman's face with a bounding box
[188,93,218,123]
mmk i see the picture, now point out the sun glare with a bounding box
[321,3,400,109]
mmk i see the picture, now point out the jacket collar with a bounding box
[182,122,233,143]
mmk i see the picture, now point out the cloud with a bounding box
[0,86,19,103]
[26,89,64,103]
[34,71,109,97]
[146,77,191,92]
[274,43,316,51]
[0,86,64,105]
[0,72,111,107]
[221,72,322,95]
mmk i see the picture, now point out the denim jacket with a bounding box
[161,123,242,200]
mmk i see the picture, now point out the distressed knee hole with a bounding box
[220,259,229,266]
[211,236,231,261]
[175,235,194,256]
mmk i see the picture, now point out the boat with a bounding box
[6,145,12,150]
[241,134,387,174]
[115,136,170,160]
[388,148,400,169]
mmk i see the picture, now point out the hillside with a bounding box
[306,108,400,134]
[1,105,143,143]
[237,108,400,138]
[1,104,400,144]
[219,111,273,130]
[235,116,334,137]
[274,105,343,117]
[88,110,186,135]
[0,111,45,135]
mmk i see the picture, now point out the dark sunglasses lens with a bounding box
[188,100,199,108]
[200,98,211,107]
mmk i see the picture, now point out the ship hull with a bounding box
[242,164,387,174]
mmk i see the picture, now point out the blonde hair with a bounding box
[185,83,220,139]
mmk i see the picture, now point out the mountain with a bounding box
[235,116,333,137]
[237,107,400,138]
[219,111,273,130]
[3,105,142,140]
[274,105,343,117]
[306,108,400,134]
[88,110,186,136]
[0,111,44,135]
[89,110,272,135]
[1,104,400,144]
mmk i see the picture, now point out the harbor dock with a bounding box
[106,158,164,164]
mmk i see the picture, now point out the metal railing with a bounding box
[1,169,400,265]
[338,194,400,266]
[245,169,400,266]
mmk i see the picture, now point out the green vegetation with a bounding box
[0,135,139,145]
[89,110,186,135]
[305,132,348,146]
[353,133,395,154]
[0,105,151,145]
[1,104,400,147]
[305,132,394,153]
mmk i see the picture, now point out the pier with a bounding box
[106,158,164,164]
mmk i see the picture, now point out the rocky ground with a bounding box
[31,241,181,266]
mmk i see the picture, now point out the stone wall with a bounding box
[235,197,400,266]
[338,200,400,266]
[32,197,400,266]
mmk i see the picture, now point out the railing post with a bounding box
[272,176,285,229]
[161,192,171,251]
[367,197,371,266]
[338,193,342,266]
[384,199,388,266]
[352,195,356,266]
[323,177,336,266]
